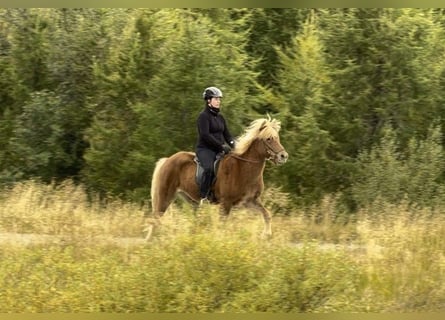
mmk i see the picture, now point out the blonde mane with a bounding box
[233,117,281,155]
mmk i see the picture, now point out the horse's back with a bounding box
[170,150,195,160]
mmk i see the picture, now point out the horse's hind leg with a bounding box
[145,183,178,241]
[152,171,181,214]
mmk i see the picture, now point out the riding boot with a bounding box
[200,170,214,200]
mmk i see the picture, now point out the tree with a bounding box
[244,8,309,88]
[44,8,116,179]
[83,9,262,200]
[1,9,127,184]
[9,91,69,181]
[269,8,445,204]
[82,9,159,197]
[318,8,445,154]
[0,11,18,182]
[6,9,50,99]
[269,11,350,203]
[84,9,257,200]
[0,9,52,183]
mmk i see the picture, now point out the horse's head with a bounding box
[234,117,289,165]
[259,120,288,165]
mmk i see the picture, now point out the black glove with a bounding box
[221,144,232,154]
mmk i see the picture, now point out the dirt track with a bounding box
[0,232,147,247]
[0,232,383,256]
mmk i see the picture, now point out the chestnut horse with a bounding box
[145,117,288,240]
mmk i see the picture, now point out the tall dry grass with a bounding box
[0,180,443,312]
[0,180,146,240]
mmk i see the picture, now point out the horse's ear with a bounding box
[259,120,267,131]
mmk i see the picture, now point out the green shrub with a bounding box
[223,242,363,312]
[0,234,365,312]
[352,125,445,209]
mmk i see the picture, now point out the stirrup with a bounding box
[199,198,210,206]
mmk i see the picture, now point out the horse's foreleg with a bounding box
[258,206,272,238]
[246,200,272,238]
[261,208,272,238]
[219,202,232,222]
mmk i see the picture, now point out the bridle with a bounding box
[263,138,285,162]
[229,137,285,163]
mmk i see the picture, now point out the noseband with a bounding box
[263,138,285,161]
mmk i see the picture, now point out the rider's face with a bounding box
[209,97,221,108]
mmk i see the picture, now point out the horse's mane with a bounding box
[233,116,281,155]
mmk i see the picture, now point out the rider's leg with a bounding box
[196,148,216,200]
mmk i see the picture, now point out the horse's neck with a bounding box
[239,144,267,168]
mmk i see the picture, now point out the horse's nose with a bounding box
[279,151,289,163]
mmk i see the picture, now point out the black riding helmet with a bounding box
[203,87,223,100]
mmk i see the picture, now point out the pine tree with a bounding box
[318,8,445,153]
[271,8,445,204]
[244,8,309,88]
[270,11,349,203]
[2,9,125,183]
[0,10,18,182]
[0,9,52,183]
[83,9,261,200]
[9,90,68,181]
[82,9,158,197]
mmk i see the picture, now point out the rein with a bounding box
[229,153,263,163]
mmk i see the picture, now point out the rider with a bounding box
[196,86,235,203]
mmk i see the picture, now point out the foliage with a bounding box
[82,9,261,199]
[2,9,445,207]
[1,8,445,311]
[352,125,445,208]
[268,12,354,203]
[9,91,71,181]
[0,180,443,312]
[244,8,309,88]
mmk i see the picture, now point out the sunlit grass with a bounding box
[0,180,146,240]
[0,180,443,312]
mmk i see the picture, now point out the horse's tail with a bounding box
[150,157,168,214]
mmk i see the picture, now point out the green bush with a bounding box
[352,125,445,209]
[224,243,363,312]
[0,236,365,312]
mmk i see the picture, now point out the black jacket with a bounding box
[196,106,234,152]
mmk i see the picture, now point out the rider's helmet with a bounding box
[203,87,223,100]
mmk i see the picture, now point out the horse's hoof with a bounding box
[261,231,273,239]
[143,225,154,241]
[143,220,158,240]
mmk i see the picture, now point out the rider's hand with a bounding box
[221,144,232,154]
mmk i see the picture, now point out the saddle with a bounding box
[194,153,224,187]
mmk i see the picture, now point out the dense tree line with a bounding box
[1,8,445,211]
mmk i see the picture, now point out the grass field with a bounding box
[0,180,443,312]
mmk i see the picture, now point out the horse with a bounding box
[145,116,288,240]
